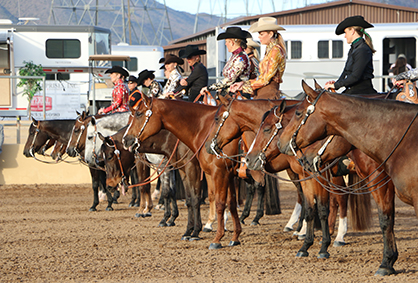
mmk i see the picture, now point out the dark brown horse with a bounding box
[122,96,241,249]
[277,80,415,276]
[100,127,203,240]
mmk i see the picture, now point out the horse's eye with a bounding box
[107,153,114,161]
[135,111,143,118]
[74,128,80,133]
[263,127,271,133]
[295,110,302,117]
[87,136,93,140]
[214,116,219,122]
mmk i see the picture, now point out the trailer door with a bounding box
[0,31,10,106]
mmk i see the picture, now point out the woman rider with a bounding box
[325,15,377,94]
[174,45,208,102]
[98,65,130,114]
[200,27,251,99]
[159,54,184,98]
[230,17,286,100]
[137,69,163,98]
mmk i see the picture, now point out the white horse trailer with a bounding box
[209,22,417,97]
[0,24,111,119]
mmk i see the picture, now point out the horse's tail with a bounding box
[348,173,372,231]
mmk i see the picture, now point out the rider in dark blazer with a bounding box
[174,45,208,102]
[325,15,377,94]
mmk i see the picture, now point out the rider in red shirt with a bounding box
[98,66,130,114]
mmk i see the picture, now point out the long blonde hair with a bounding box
[353,26,376,53]
[271,31,286,56]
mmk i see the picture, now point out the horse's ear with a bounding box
[91,116,97,126]
[98,132,106,142]
[81,111,87,120]
[279,99,287,114]
[76,110,81,116]
[141,92,152,109]
[313,79,322,90]
[32,117,38,126]
[302,80,318,101]
[218,95,230,106]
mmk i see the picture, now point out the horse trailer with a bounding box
[208,22,417,97]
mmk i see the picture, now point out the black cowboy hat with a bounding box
[159,54,184,70]
[137,69,155,85]
[127,75,138,84]
[217,27,251,41]
[178,45,206,59]
[335,15,374,35]
[105,65,129,78]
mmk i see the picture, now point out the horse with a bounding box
[203,96,360,255]
[276,80,415,276]
[99,127,203,240]
[122,96,242,249]
[22,117,117,211]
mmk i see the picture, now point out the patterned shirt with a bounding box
[209,47,250,92]
[103,78,129,113]
[148,80,163,97]
[161,69,182,97]
[242,38,286,95]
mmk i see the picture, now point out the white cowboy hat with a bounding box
[246,38,260,48]
[249,17,285,33]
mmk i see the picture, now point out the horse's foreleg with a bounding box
[316,181,331,259]
[284,201,302,232]
[239,181,255,224]
[227,174,241,246]
[251,183,265,225]
[167,170,179,226]
[296,180,316,257]
[89,168,100,212]
[203,175,216,232]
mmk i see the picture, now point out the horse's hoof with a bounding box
[105,207,114,211]
[158,222,168,227]
[181,235,191,241]
[374,267,396,276]
[250,221,260,226]
[228,241,241,247]
[298,234,306,240]
[89,207,97,212]
[167,222,176,227]
[144,212,152,217]
[128,203,134,208]
[202,228,212,233]
[296,251,309,257]
[209,243,222,250]
[240,219,245,225]
[283,227,293,232]
[317,252,330,259]
[333,241,346,247]
[189,236,201,241]
[134,204,140,207]
[135,213,144,218]
[112,200,118,204]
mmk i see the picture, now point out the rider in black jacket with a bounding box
[325,15,377,94]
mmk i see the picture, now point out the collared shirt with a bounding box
[174,62,208,102]
[162,69,182,97]
[103,79,129,113]
[242,38,286,95]
[148,80,163,97]
[208,47,250,92]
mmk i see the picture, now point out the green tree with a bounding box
[16,61,45,117]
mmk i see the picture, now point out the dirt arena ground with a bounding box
[1,182,417,283]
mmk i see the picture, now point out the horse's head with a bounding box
[277,80,329,156]
[23,118,50,157]
[123,94,162,152]
[67,111,89,157]
[245,100,294,171]
[50,140,66,161]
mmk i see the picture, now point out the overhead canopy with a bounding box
[89,55,130,61]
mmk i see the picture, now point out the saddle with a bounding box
[396,81,418,104]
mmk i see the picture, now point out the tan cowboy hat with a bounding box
[246,38,260,48]
[249,17,285,33]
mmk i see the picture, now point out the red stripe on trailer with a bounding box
[73,70,84,72]
[43,69,52,72]
[57,69,66,72]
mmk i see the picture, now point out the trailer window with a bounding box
[318,41,329,58]
[332,40,343,58]
[46,39,81,59]
[291,41,302,59]
[112,57,138,72]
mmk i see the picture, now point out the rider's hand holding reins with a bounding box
[324,80,336,90]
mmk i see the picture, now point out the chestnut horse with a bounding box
[122,96,241,249]
[277,80,416,276]
[99,127,203,240]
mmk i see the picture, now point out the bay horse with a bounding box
[99,127,203,240]
[122,96,242,249]
[22,118,115,212]
[203,97,359,255]
[276,80,416,276]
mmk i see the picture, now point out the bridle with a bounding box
[123,98,153,151]
[209,98,235,159]
[28,123,41,157]
[68,117,86,156]
[107,135,128,185]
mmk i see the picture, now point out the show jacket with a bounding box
[103,79,129,113]
[175,62,208,102]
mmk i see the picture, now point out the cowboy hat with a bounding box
[335,15,373,35]
[248,17,285,33]
[105,65,129,78]
[217,27,251,41]
[127,75,138,84]
[179,45,206,59]
[159,54,184,69]
[137,69,155,85]
[246,38,260,48]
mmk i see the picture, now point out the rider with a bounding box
[98,65,130,114]
[137,69,163,98]
[230,17,286,100]
[200,27,251,99]
[324,15,377,94]
[174,45,208,102]
[159,54,184,98]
